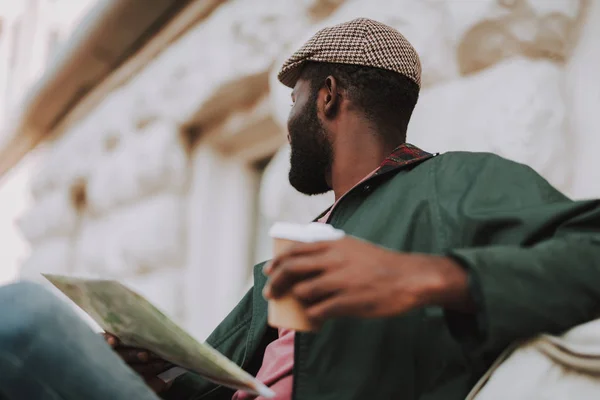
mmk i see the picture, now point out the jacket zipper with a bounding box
[291,333,300,399]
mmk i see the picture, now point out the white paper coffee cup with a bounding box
[267,222,345,331]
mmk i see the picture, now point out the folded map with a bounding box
[43,274,274,398]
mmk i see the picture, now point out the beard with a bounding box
[287,98,333,196]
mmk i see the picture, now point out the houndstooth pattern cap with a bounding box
[277,18,421,88]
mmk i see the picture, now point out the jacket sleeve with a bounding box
[433,152,600,362]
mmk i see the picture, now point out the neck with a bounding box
[328,117,401,200]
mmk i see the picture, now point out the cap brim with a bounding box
[277,60,305,88]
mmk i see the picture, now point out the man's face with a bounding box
[287,79,333,195]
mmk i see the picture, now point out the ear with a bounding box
[322,75,340,119]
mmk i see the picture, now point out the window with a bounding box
[250,156,275,266]
[238,156,275,293]
[9,18,21,69]
[46,30,61,65]
[0,18,4,61]
[5,17,22,112]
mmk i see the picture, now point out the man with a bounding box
[1,17,599,400]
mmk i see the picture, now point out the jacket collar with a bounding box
[373,143,436,177]
[313,143,436,222]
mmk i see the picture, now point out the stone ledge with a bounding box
[85,120,189,216]
[74,193,186,277]
[0,0,225,180]
[17,189,80,244]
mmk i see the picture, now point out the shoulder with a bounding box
[430,151,569,202]
[432,151,539,180]
[433,151,532,173]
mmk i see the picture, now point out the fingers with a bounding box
[102,332,163,364]
[264,241,332,275]
[264,254,332,299]
[291,271,345,305]
[293,271,373,322]
[131,361,173,376]
[102,332,119,347]
[116,348,163,364]
[305,293,376,323]
[101,331,174,395]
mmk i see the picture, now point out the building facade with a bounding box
[8,0,600,340]
[0,0,97,285]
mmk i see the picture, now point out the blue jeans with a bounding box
[0,281,161,400]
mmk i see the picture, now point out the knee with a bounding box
[0,280,60,310]
[0,281,66,350]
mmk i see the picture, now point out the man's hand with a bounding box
[263,236,474,325]
[103,333,173,393]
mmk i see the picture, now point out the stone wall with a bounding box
[18,0,600,339]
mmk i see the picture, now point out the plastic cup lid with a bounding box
[269,222,345,243]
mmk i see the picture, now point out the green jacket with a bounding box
[165,145,600,400]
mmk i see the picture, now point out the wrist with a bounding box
[421,256,474,312]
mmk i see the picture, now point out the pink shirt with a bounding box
[231,328,295,400]
[232,170,377,400]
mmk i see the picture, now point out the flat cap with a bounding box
[277,18,421,89]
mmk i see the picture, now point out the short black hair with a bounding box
[300,62,419,144]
